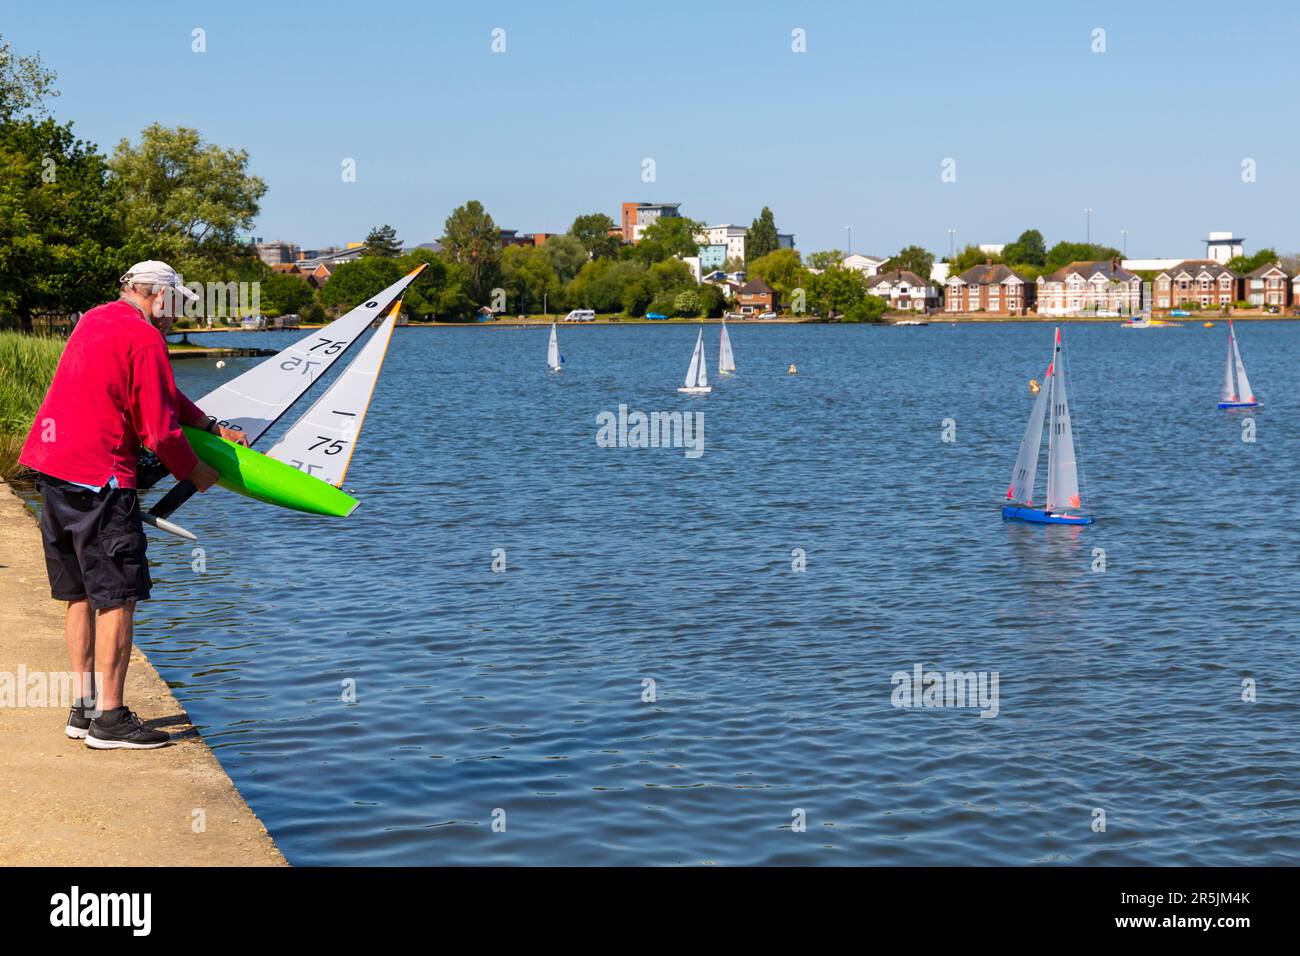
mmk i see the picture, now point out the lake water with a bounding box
[125,321,1300,864]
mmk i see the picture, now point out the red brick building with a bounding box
[945,264,1036,314]
[1152,260,1237,309]
[736,278,777,315]
[1245,262,1290,308]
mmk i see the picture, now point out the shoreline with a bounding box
[0,482,286,867]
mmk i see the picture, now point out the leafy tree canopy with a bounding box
[746,206,779,263]
[441,200,501,305]
[364,224,403,258]
[0,117,123,330]
[882,245,935,279]
[568,212,620,260]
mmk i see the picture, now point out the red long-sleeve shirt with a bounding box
[19,300,208,488]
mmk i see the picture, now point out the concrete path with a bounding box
[0,483,286,866]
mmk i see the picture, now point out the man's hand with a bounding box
[217,425,249,446]
[190,460,221,492]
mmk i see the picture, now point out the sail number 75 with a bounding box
[310,436,348,455]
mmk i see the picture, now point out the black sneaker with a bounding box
[85,707,170,750]
[64,706,93,739]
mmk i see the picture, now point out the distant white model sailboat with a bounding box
[1002,327,1092,526]
[265,301,400,485]
[1218,319,1259,409]
[718,322,736,375]
[678,328,711,394]
[548,321,564,372]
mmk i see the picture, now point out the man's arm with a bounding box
[128,343,226,486]
[176,384,248,446]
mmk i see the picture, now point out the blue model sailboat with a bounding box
[1217,319,1258,409]
[1002,327,1093,526]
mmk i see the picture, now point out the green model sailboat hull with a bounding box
[183,426,358,517]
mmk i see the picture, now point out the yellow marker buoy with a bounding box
[1204,322,1214,328]
[788,364,797,375]
[1028,378,1041,394]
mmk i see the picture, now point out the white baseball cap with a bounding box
[119,260,201,303]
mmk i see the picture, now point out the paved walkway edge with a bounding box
[0,482,287,866]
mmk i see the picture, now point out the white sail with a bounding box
[1221,329,1237,402]
[719,323,736,373]
[1231,323,1254,402]
[1045,328,1082,513]
[197,264,426,444]
[548,322,561,369]
[1008,362,1051,506]
[684,329,707,388]
[265,304,399,487]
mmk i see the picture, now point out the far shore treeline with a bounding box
[0,34,890,331]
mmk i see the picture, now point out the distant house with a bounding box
[867,270,939,312]
[736,278,777,315]
[1037,260,1142,316]
[1152,260,1237,309]
[271,262,304,276]
[698,224,748,263]
[1293,273,1300,308]
[841,253,888,277]
[945,264,1035,315]
[302,263,333,289]
[1245,262,1290,308]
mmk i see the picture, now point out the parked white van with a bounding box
[564,309,596,323]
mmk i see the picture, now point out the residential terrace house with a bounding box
[1152,260,1237,310]
[1036,259,1142,316]
[867,270,940,312]
[736,278,777,315]
[1245,262,1290,308]
[945,263,1036,315]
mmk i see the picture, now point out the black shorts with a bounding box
[36,474,152,609]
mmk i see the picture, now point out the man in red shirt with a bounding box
[20,261,246,750]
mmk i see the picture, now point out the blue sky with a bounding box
[8,0,1299,259]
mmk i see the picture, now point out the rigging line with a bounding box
[1061,325,1094,510]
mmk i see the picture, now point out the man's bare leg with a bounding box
[94,602,134,712]
[65,598,96,706]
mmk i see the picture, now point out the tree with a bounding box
[882,245,935,279]
[441,200,501,305]
[541,233,587,284]
[696,283,726,318]
[398,247,475,321]
[806,249,846,271]
[1225,248,1279,275]
[647,258,694,295]
[320,257,404,313]
[501,244,559,314]
[808,266,870,317]
[364,224,403,258]
[0,117,124,331]
[1001,229,1046,267]
[568,213,620,259]
[261,272,315,317]
[948,243,1003,274]
[843,296,888,323]
[746,207,779,263]
[747,249,807,299]
[109,124,266,263]
[633,216,704,263]
[1045,241,1122,270]
[0,34,58,121]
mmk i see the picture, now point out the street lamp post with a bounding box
[948,229,956,260]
